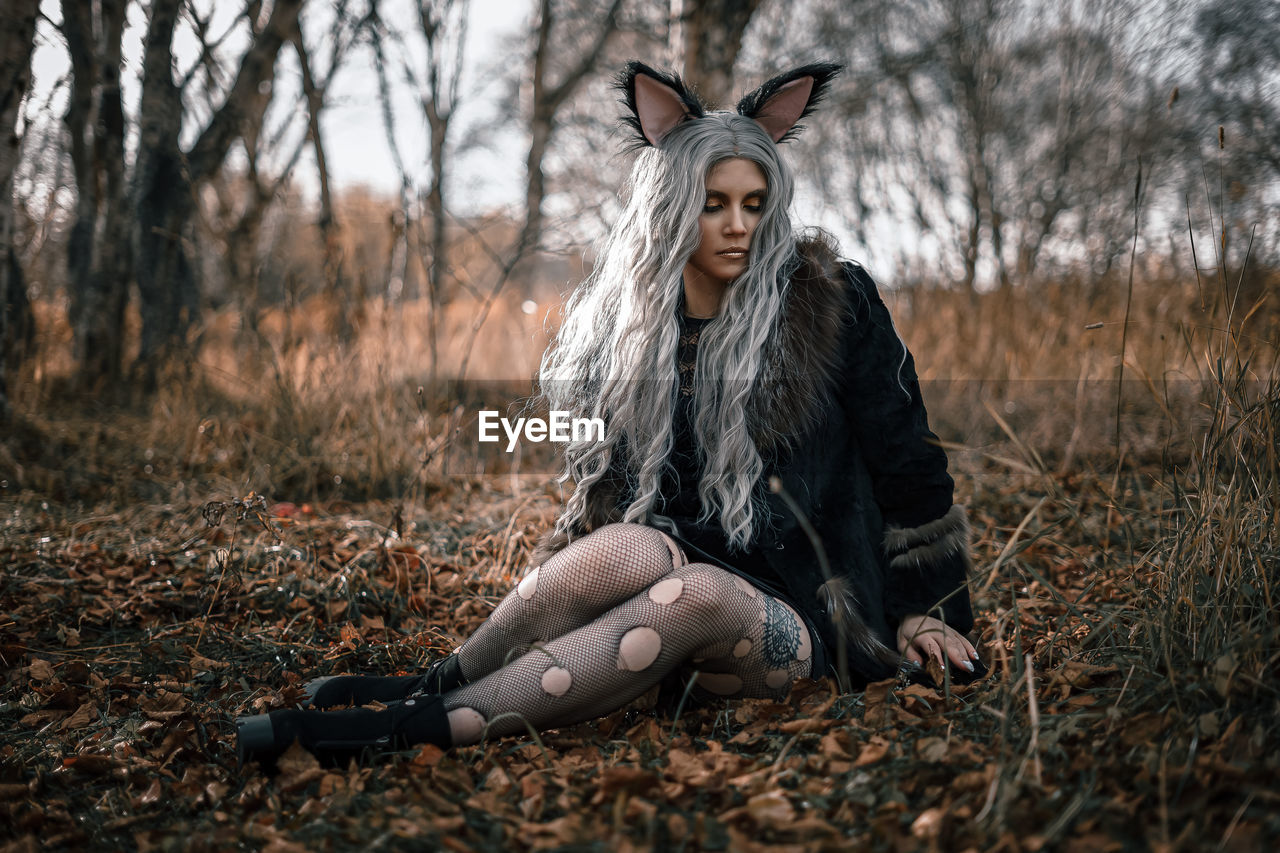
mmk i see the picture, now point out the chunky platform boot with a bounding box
[236,694,452,769]
[302,654,466,709]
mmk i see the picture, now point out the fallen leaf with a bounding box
[137,779,162,806]
[597,766,660,800]
[60,702,97,731]
[275,741,324,793]
[916,736,949,762]
[62,753,119,776]
[412,744,446,767]
[863,679,894,727]
[19,709,68,727]
[820,731,852,759]
[854,736,892,767]
[721,789,796,829]
[482,765,514,794]
[190,653,228,671]
[911,807,946,841]
[777,716,833,734]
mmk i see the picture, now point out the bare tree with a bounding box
[777,0,1171,289]
[1195,0,1280,177]
[516,0,625,254]
[293,1,362,340]
[0,0,38,419]
[673,0,763,105]
[132,0,304,383]
[420,0,469,380]
[61,0,131,389]
[204,0,360,344]
[454,0,624,382]
[366,6,415,306]
[367,0,470,377]
[1190,0,1280,269]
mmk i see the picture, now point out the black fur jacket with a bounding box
[532,238,975,685]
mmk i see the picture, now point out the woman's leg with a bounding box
[236,557,815,766]
[441,562,814,745]
[451,523,685,683]
[300,523,683,710]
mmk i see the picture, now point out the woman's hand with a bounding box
[896,614,979,673]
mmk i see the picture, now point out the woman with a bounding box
[236,61,983,768]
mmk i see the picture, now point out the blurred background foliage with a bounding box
[2,8,1278,848]
[0,0,1276,501]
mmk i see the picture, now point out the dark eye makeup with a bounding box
[702,198,767,214]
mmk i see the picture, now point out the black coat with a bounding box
[533,240,975,685]
[745,258,973,683]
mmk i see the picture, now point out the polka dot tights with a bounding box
[440,523,814,745]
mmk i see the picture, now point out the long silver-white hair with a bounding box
[540,113,801,550]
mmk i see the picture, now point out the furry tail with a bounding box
[817,576,900,668]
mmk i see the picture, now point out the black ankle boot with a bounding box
[236,694,452,770]
[303,655,467,709]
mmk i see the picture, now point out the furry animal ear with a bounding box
[736,62,842,143]
[616,61,708,148]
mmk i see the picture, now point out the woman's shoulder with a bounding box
[791,232,879,323]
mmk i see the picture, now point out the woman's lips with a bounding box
[718,247,748,259]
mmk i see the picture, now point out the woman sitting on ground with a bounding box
[236,61,983,767]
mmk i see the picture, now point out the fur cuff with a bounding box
[884,504,971,572]
[816,576,899,666]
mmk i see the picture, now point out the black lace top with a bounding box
[662,312,781,586]
[662,313,710,522]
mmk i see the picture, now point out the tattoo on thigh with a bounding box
[761,597,800,668]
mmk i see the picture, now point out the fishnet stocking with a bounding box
[441,524,813,745]
[453,523,684,681]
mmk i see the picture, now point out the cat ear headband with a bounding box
[616,60,842,148]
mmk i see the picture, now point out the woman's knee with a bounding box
[671,570,815,692]
[616,565,746,673]
[661,564,754,624]
[586,523,681,557]
[555,523,684,576]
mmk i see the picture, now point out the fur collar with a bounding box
[748,235,850,452]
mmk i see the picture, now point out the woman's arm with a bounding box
[835,263,976,642]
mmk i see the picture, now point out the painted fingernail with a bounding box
[970,650,980,660]
[962,661,974,672]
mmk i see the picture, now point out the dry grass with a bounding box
[2,250,1278,849]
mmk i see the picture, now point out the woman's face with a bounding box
[683,157,767,290]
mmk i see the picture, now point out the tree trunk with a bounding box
[426,110,446,381]
[291,21,351,342]
[132,0,303,383]
[97,0,132,379]
[417,0,470,382]
[522,0,622,254]
[522,0,554,256]
[0,0,38,420]
[62,0,97,364]
[132,0,194,381]
[63,0,131,389]
[454,0,619,384]
[679,0,762,105]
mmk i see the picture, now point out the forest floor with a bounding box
[0,444,1276,852]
